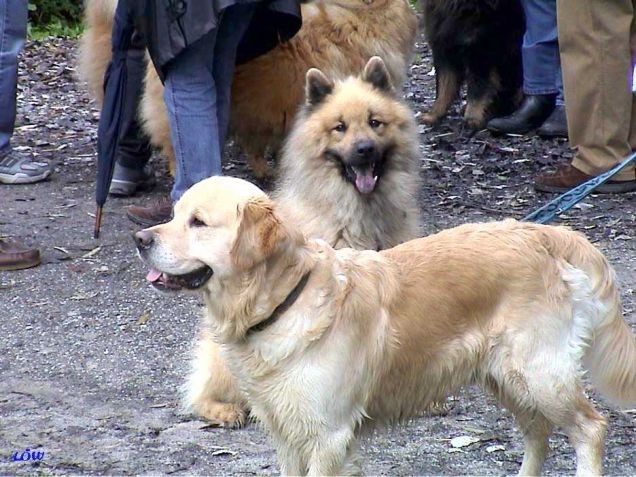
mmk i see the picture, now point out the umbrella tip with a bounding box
[94,206,103,239]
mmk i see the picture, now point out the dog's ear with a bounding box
[362,56,394,94]
[306,68,334,106]
[231,196,290,271]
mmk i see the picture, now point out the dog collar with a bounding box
[246,271,311,336]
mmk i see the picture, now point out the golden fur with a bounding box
[77,0,418,177]
[185,58,422,426]
[137,176,636,476]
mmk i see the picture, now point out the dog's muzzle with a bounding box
[133,230,214,291]
[327,141,385,195]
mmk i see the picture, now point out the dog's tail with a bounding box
[541,224,636,408]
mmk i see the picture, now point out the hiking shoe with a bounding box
[126,196,173,227]
[109,163,156,197]
[534,164,636,193]
[0,237,41,271]
[0,151,51,184]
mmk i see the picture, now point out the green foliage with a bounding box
[27,0,84,39]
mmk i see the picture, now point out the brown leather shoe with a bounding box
[126,197,173,227]
[0,237,41,271]
[534,164,636,193]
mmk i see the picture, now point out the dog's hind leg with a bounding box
[182,330,248,427]
[534,387,606,476]
[485,375,552,476]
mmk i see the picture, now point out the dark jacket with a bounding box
[132,0,302,80]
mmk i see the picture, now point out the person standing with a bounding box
[0,0,52,270]
[487,0,567,138]
[116,0,302,226]
[534,0,636,192]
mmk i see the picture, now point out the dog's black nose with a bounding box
[133,230,154,250]
[355,140,375,158]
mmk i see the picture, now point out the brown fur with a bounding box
[77,0,418,178]
[138,176,636,475]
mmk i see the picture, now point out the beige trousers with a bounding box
[557,0,636,180]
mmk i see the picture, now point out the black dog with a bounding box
[422,0,524,129]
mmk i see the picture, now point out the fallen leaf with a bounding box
[486,444,505,453]
[81,246,102,259]
[137,311,151,325]
[450,435,481,448]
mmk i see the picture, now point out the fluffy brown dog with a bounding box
[78,0,418,178]
[136,175,636,476]
[175,57,422,427]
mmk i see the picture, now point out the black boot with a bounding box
[487,94,556,135]
[537,104,568,138]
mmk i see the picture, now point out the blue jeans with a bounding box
[0,0,27,157]
[521,0,564,104]
[163,3,256,202]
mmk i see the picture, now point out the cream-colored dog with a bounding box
[135,176,636,476]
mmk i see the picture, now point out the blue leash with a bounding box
[523,153,636,224]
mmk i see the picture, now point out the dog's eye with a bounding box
[369,119,383,129]
[333,122,347,133]
[190,217,206,228]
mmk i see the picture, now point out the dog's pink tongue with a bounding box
[354,167,377,194]
[146,268,162,283]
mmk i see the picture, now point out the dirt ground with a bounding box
[0,34,634,476]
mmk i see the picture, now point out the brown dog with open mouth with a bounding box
[135,175,636,476]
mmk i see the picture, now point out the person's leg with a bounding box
[0,0,50,184]
[0,0,26,156]
[557,0,635,181]
[115,31,152,170]
[487,0,560,135]
[109,30,155,197]
[163,29,220,203]
[521,0,560,97]
[212,4,256,148]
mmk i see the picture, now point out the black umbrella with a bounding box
[93,0,135,238]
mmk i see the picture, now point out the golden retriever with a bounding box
[176,57,421,428]
[78,0,418,178]
[135,175,636,476]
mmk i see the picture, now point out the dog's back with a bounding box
[371,220,634,436]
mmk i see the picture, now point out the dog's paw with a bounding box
[246,156,274,180]
[198,401,247,428]
[421,112,440,126]
[463,116,486,130]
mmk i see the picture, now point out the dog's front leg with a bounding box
[306,428,358,476]
[183,330,248,427]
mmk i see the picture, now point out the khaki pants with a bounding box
[557,0,636,181]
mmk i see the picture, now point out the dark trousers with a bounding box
[111,0,152,170]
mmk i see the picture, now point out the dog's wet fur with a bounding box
[136,175,636,476]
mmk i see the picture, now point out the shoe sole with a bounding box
[126,210,170,228]
[0,258,41,271]
[536,130,568,139]
[535,181,636,194]
[487,127,536,136]
[0,170,51,184]
[109,177,157,197]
